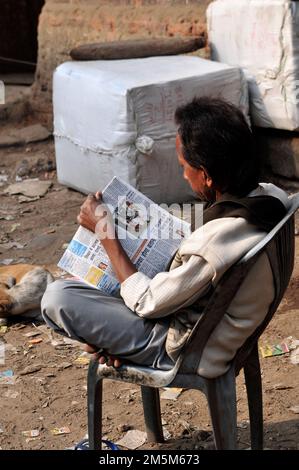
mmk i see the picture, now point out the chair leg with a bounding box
[206,367,237,450]
[87,359,103,450]
[141,386,164,443]
[244,344,263,450]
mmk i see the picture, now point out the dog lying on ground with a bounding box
[0,264,54,324]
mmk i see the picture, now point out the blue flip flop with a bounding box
[74,438,119,450]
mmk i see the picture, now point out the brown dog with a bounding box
[0,264,54,324]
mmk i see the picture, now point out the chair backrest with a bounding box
[178,193,299,376]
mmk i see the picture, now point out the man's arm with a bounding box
[120,255,214,318]
[98,238,137,283]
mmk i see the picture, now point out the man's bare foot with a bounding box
[84,344,122,368]
[84,344,98,354]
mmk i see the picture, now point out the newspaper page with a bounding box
[58,177,191,296]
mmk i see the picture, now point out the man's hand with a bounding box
[77,192,115,238]
[78,192,137,282]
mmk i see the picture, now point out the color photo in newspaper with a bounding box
[58,177,191,296]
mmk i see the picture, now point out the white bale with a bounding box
[53,56,248,203]
[207,0,299,131]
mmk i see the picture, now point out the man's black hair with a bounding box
[175,97,259,196]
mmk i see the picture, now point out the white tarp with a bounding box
[53,56,249,203]
[207,0,299,131]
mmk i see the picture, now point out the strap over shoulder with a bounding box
[203,194,287,232]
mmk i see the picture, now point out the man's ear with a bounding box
[206,175,213,188]
[202,167,213,188]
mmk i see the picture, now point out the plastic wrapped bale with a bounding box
[207,0,299,131]
[53,55,249,203]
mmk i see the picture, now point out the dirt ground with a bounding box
[0,121,298,451]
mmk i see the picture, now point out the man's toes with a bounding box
[113,358,122,368]
[98,355,107,364]
[107,357,114,367]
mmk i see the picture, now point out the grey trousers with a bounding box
[41,280,174,370]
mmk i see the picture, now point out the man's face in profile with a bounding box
[176,134,215,202]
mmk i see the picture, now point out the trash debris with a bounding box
[237,421,249,429]
[28,338,43,345]
[50,339,65,347]
[0,259,14,266]
[289,405,299,414]
[63,337,77,346]
[22,429,40,438]
[20,207,33,214]
[23,331,41,338]
[5,179,52,198]
[9,223,21,233]
[116,424,132,434]
[0,174,8,183]
[12,324,26,330]
[16,160,30,178]
[178,419,193,435]
[285,336,299,350]
[0,177,8,188]
[290,347,299,365]
[163,428,172,440]
[4,390,19,399]
[0,215,15,221]
[260,342,289,358]
[59,362,72,369]
[0,369,15,385]
[0,326,8,334]
[0,241,24,252]
[25,437,41,444]
[116,430,147,450]
[18,195,40,203]
[0,319,8,328]
[74,353,90,365]
[20,364,42,375]
[161,387,184,400]
[32,157,56,174]
[51,427,71,436]
[270,383,294,391]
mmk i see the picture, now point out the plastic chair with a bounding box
[87,194,299,450]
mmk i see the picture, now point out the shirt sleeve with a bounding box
[120,255,214,319]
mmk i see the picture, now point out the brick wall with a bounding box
[31,0,211,124]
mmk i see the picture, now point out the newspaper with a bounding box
[58,177,191,296]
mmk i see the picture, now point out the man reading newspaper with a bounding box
[42,98,288,377]
[56,176,191,297]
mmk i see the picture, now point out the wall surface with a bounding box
[31,0,210,123]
